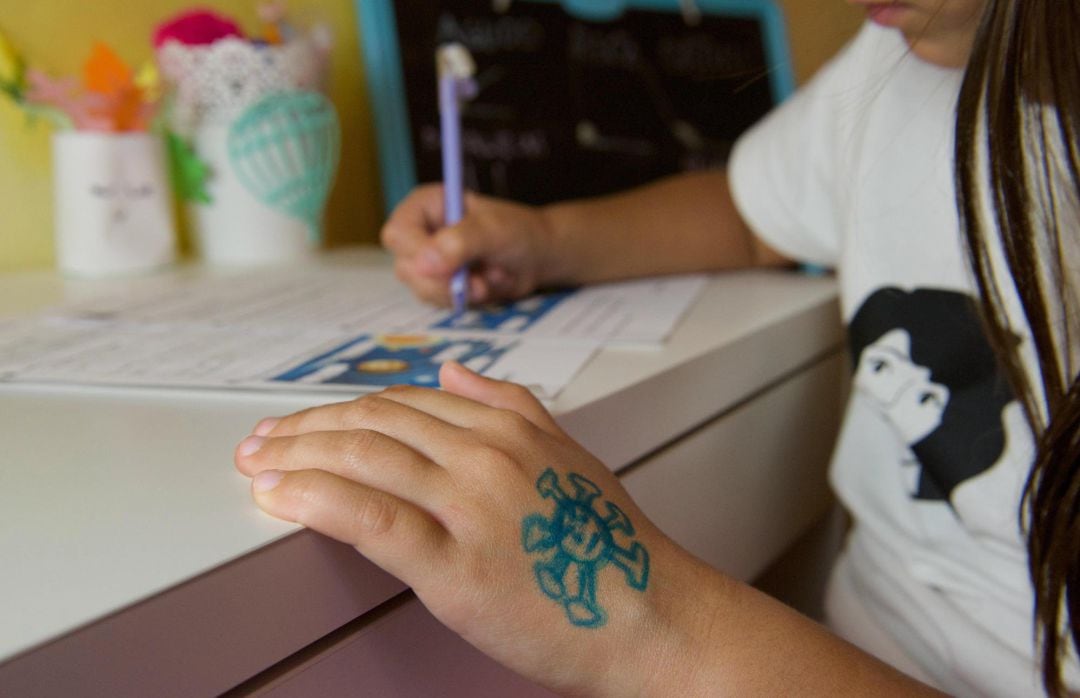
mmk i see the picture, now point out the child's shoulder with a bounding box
[812,21,959,101]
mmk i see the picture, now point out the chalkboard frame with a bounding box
[355,0,796,213]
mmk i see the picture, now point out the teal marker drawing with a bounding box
[521,468,650,627]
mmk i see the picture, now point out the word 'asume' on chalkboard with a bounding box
[358,0,794,210]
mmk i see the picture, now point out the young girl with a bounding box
[234,0,1080,694]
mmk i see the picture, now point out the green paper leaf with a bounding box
[166,130,212,204]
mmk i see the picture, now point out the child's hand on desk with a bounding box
[381,184,557,307]
[234,360,712,696]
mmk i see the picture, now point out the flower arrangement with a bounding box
[0,5,338,273]
[0,26,180,276]
[0,26,160,132]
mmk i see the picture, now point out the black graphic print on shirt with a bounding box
[847,287,1017,503]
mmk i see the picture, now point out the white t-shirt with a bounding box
[729,22,1078,697]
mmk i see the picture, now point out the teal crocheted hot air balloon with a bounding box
[227,91,340,242]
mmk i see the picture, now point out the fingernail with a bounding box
[253,418,279,437]
[252,469,284,493]
[237,435,266,457]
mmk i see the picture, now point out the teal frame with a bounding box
[355,0,795,213]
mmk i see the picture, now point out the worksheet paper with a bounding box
[0,268,705,399]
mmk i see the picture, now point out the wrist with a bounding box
[633,546,734,696]
[576,539,734,697]
[533,201,581,288]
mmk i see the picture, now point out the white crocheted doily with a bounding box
[157,32,330,131]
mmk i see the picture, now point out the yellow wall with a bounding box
[0,1,861,272]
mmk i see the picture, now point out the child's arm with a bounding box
[541,169,792,286]
[380,170,790,307]
[235,363,939,697]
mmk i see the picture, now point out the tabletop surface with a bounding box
[0,247,841,665]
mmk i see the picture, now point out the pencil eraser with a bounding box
[436,42,476,79]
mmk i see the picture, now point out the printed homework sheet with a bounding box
[39,267,706,344]
[0,266,705,397]
[0,317,596,400]
[431,275,707,345]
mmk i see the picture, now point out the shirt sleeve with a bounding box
[728,22,881,268]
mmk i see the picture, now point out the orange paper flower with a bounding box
[80,43,150,131]
[23,43,156,131]
[84,42,132,95]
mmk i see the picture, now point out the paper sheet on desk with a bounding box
[0,318,594,400]
[0,268,705,399]
[432,275,707,346]
[41,268,706,344]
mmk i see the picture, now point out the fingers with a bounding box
[250,468,451,583]
[254,394,470,465]
[381,185,455,306]
[436,361,563,436]
[395,254,492,307]
[235,427,451,511]
[393,256,453,307]
[380,184,445,257]
[351,362,561,438]
[259,365,560,440]
[243,366,563,485]
[381,184,471,274]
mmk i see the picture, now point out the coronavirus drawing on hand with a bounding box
[521,468,650,628]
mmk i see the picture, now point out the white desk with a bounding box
[0,248,846,697]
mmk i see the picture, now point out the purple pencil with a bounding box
[436,43,478,314]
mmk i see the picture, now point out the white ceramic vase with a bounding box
[51,131,177,277]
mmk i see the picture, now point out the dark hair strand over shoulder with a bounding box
[954,0,1080,694]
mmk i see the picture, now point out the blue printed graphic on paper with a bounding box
[521,468,650,628]
[432,291,574,333]
[271,334,512,388]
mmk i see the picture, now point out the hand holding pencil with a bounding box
[379,183,557,307]
[381,44,560,309]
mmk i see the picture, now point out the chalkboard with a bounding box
[356,0,794,213]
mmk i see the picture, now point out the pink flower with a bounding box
[152,9,245,48]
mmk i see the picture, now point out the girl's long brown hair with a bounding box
[954,0,1080,694]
